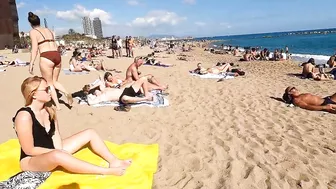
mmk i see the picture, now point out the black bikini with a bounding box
[12,107,55,160]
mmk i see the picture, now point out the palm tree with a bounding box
[20,31,26,46]
[68,29,76,35]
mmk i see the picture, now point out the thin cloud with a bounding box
[183,0,195,4]
[195,22,206,26]
[56,4,114,25]
[127,0,139,6]
[17,2,25,8]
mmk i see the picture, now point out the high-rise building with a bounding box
[44,18,48,28]
[82,17,93,35]
[0,0,19,48]
[93,17,103,39]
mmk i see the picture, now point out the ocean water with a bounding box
[199,29,336,64]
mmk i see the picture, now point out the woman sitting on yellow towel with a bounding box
[12,76,132,175]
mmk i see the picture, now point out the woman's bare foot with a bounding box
[109,159,132,168]
[160,85,169,90]
[66,94,73,106]
[104,167,127,176]
[145,94,154,101]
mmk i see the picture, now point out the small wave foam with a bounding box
[291,53,330,64]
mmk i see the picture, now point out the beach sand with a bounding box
[0,47,335,189]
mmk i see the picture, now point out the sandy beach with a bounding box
[0,47,335,189]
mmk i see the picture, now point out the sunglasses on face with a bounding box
[36,86,51,93]
[289,87,296,93]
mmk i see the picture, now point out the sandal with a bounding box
[114,105,131,112]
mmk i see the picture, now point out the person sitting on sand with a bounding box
[327,55,336,68]
[243,50,253,61]
[282,86,336,113]
[13,76,132,175]
[280,49,287,60]
[86,77,153,108]
[125,56,168,90]
[301,58,316,78]
[232,46,240,56]
[251,48,259,60]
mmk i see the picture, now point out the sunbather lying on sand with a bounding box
[191,63,245,76]
[125,56,168,90]
[307,72,335,81]
[86,77,153,107]
[69,52,114,72]
[144,57,174,67]
[282,86,336,113]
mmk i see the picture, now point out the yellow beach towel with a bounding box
[0,139,159,189]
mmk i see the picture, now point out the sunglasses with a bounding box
[36,86,51,93]
[289,87,296,93]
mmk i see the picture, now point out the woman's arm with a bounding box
[15,111,54,156]
[52,114,63,149]
[29,30,39,66]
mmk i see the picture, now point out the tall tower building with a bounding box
[93,17,103,39]
[82,17,93,35]
[44,18,48,28]
[0,0,19,48]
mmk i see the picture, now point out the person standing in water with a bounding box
[27,12,73,110]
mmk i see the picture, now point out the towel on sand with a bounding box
[144,62,173,67]
[63,69,89,75]
[0,139,159,189]
[78,90,169,108]
[190,72,235,79]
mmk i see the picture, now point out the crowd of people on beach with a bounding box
[1,10,336,188]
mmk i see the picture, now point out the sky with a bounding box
[16,0,336,37]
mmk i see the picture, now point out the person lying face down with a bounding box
[86,77,153,106]
[283,86,336,113]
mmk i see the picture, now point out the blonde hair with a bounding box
[21,76,55,120]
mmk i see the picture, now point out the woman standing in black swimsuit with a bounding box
[28,12,72,110]
[13,76,131,175]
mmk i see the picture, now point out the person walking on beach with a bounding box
[27,12,73,110]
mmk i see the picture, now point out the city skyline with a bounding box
[14,0,336,37]
[93,17,103,38]
[82,16,93,35]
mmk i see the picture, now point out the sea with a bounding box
[198,29,336,64]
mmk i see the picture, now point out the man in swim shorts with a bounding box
[125,56,168,90]
[282,86,336,113]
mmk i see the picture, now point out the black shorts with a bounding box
[321,96,336,106]
[119,87,141,104]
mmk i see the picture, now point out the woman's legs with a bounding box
[39,58,61,110]
[62,129,131,168]
[53,63,73,106]
[23,150,126,175]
